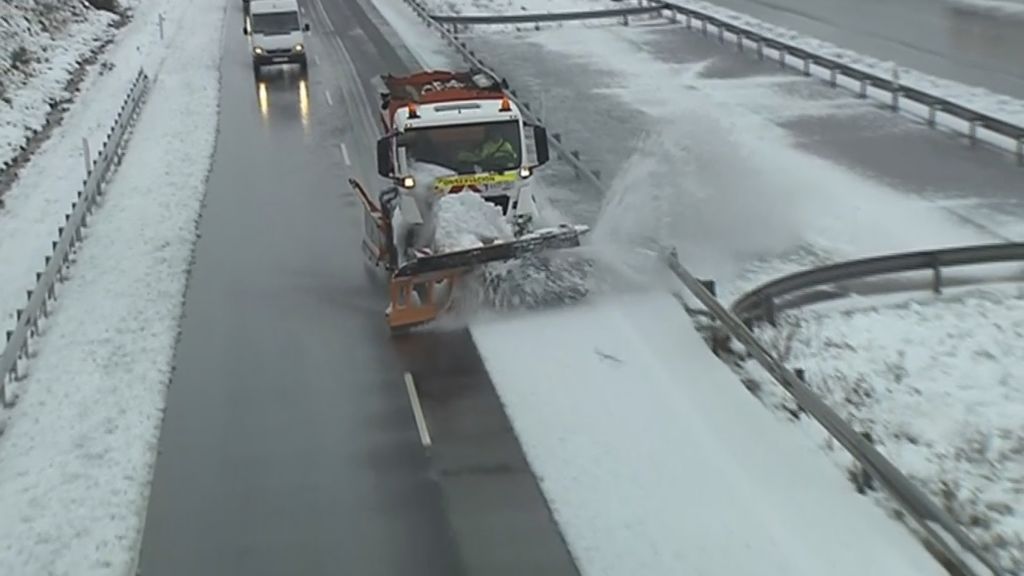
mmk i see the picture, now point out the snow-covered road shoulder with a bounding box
[470,292,947,576]
[0,0,226,573]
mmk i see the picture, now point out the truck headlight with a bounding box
[519,166,532,178]
[401,176,415,189]
[294,43,304,52]
[253,47,264,55]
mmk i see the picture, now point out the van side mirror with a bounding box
[377,137,393,178]
[304,23,311,32]
[243,26,249,35]
[533,125,549,166]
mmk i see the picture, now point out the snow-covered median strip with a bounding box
[470,292,947,576]
[0,0,225,573]
[741,285,1024,573]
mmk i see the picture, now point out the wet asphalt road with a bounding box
[695,0,1024,100]
[135,1,578,574]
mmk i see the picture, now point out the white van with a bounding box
[244,0,310,76]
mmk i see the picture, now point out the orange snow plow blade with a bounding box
[387,270,462,330]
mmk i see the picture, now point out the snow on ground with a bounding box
[944,0,1024,20]
[740,285,1024,573]
[0,0,225,572]
[0,0,123,174]
[372,0,1023,571]
[493,26,997,295]
[0,0,173,361]
[470,292,948,576]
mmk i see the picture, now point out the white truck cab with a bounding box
[244,0,310,77]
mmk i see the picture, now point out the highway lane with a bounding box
[136,1,579,574]
[696,0,1024,100]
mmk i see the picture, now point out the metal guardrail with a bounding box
[731,243,1024,325]
[1,68,151,407]
[429,4,664,26]
[401,0,609,194]
[664,248,1004,576]
[658,1,1024,164]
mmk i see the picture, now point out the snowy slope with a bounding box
[742,285,1024,573]
[470,293,947,576]
[0,0,125,176]
[0,0,226,573]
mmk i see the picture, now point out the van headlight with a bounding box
[253,46,264,55]
[294,44,304,52]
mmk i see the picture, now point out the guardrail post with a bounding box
[802,58,810,76]
[932,262,942,294]
[756,40,763,60]
[928,105,938,128]
[778,50,786,68]
[858,79,867,98]
[891,90,900,111]
[828,68,837,87]
[701,20,707,36]
[717,26,724,43]
[685,13,691,28]
[761,295,776,327]
[968,120,979,146]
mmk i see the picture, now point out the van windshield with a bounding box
[251,11,300,35]
[401,121,522,174]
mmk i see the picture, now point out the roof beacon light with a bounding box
[499,96,511,112]
[407,102,419,119]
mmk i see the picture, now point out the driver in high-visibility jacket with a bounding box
[456,136,517,169]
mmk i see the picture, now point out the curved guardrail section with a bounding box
[664,248,1005,576]
[657,1,1024,164]
[393,3,1007,572]
[1,68,151,407]
[731,243,1024,326]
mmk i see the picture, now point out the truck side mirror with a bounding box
[377,137,392,178]
[304,23,311,32]
[533,125,549,166]
[243,26,249,35]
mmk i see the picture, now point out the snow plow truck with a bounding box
[350,69,589,330]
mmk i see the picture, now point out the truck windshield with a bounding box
[251,11,300,35]
[402,120,522,174]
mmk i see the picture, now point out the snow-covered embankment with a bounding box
[0,0,227,573]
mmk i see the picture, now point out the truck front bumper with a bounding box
[253,50,306,66]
